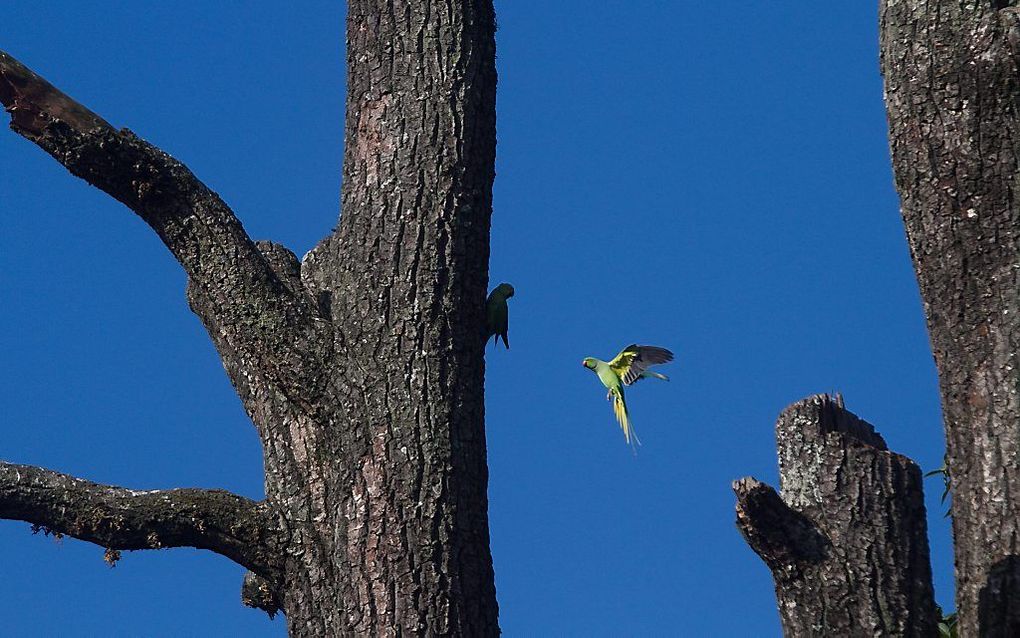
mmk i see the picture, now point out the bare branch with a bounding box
[0,461,283,580]
[0,50,331,406]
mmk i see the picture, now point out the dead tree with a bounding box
[740,4,1020,635]
[734,395,937,636]
[881,2,1020,635]
[0,1,499,635]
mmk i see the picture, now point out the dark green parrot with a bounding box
[485,283,515,349]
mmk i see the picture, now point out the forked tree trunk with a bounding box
[881,3,1020,635]
[0,2,499,636]
[735,395,937,636]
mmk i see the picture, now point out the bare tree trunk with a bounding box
[0,1,499,636]
[735,395,937,636]
[880,3,1020,635]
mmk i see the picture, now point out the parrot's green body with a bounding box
[582,344,673,447]
[485,283,515,349]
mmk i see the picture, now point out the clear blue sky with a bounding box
[0,2,949,636]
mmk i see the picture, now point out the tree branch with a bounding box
[733,477,829,576]
[241,571,284,618]
[0,461,283,580]
[0,50,331,408]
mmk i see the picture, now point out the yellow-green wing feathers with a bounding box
[585,344,671,448]
[608,344,674,385]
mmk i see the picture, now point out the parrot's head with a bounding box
[581,357,597,371]
[494,283,515,298]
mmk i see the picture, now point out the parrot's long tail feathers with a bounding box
[641,371,669,382]
[612,389,639,449]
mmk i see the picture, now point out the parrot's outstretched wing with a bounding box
[608,344,674,385]
[610,387,639,448]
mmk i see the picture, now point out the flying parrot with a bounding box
[485,283,515,349]
[582,344,674,447]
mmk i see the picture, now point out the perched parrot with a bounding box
[485,283,515,349]
[582,344,674,447]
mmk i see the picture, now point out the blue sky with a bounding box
[0,2,949,636]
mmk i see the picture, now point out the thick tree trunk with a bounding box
[735,395,937,636]
[291,1,499,634]
[0,1,499,636]
[881,3,1020,635]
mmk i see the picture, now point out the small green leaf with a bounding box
[925,455,953,516]
[937,610,958,638]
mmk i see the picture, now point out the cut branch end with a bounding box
[733,477,829,574]
[0,50,110,137]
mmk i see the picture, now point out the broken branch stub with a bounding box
[734,394,936,636]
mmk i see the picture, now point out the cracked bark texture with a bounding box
[0,0,498,635]
[881,3,1020,635]
[735,395,937,636]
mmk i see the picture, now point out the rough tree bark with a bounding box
[0,1,499,635]
[881,2,1020,635]
[734,395,937,636]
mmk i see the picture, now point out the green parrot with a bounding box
[582,344,674,447]
[485,283,515,349]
